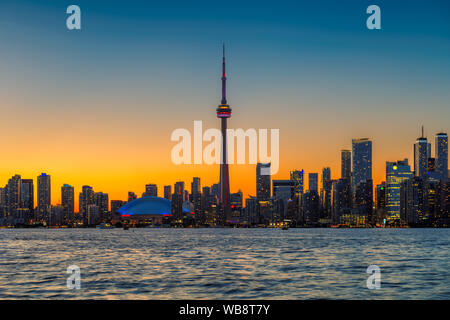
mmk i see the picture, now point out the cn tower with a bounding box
[216,44,232,223]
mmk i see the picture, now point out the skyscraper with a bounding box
[414,128,431,177]
[352,138,372,190]
[172,181,185,220]
[143,184,157,197]
[37,173,51,223]
[435,132,448,180]
[20,179,34,212]
[191,177,201,217]
[191,177,201,195]
[321,168,332,219]
[61,184,74,225]
[164,185,172,200]
[6,174,21,219]
[290,170,304,198]
[217,44,232,222]
[386,159,413,221]
[256,163,271,201]
[94,192,109,222]
[341,150,351,180]
[79,185,94,225]
[308,173,318,192]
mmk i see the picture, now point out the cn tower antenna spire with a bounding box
[221,42,227,104]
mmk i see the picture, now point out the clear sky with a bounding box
[0,0,449,208]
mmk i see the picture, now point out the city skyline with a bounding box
[0,130,447,212]
[0,1,449,209]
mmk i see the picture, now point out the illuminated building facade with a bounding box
[414,131,431,177]
[37,173,51,223]
[61,184,74,225]
[308,173,318,192]
[386,159,413,221]
[352,138,372,192]
[290,170,304,198]
[257,163,271,201]
[435,132,448,180]
[341,150,351,180]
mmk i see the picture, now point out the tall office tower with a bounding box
[79,185,94,225]
[256,163,271,200]
[331,178,351,224]
[110,200,127,220]
[191,177,201,217]
[414,128,430,177]
[352,138,372,190]
[217,44,232,221]
[290,170,304,199]
[386,159,413,222]
[191,177,201,195]
[142,184,157,197]
[94,192,109,222]
[435,132,448,180]
[272,180,295,219]
[172,181,185,219]
[61,184,74,225]
[308,173,318,192]
[128,191,137,202]
[20,179,34,211]
[6,175,21,219]
[321,168,332,219]
[341,150,351,179]
[164,185,172,200]
[400,177,427,225]
[322,168,331,187]
[37,173,51,223]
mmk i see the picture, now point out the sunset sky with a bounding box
[0,0,449,208]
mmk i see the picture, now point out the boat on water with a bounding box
[282,225,289,230]
[96,222,115,229]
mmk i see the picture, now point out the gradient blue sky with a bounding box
[0,0,449,203]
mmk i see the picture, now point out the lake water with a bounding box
[0,228,448,299]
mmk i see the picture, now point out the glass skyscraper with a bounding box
[386,159,413,221]
[290,170,304,198]
[37,173,51,223]
[61,184,74,225]
[414,136,431,177]
[435,133,448,180]
[341,150,351,180]
[352,138,372,191]
[256,163,271,201]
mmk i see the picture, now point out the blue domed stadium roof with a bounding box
[118,196,189,217]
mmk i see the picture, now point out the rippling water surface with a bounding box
[0,228,448,299]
